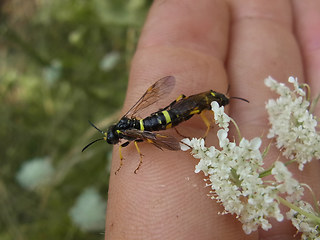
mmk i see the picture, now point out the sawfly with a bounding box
[82,76,248,173]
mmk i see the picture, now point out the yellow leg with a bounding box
[134,141,144,174]
[200,111,211,138]
[176,94,185,102]
[115,146,124,175]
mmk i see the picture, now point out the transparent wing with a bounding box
[121,129,180,151]
[124,76,176,118]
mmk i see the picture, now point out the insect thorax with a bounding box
[116,117,136,129]
[209,90,229,106]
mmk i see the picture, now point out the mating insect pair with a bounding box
[82,76,248,174]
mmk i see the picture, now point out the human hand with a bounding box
[106,1,320,239]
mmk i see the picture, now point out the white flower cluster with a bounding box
[181,77,320,237]
[181,102,302,234]
[211,101,230,131]
[287,201,320,240]
[182,133,283,234]
[265,76,320,170]
[271,161,304,202]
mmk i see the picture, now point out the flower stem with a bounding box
[230,117,241,141]
[300,83,311,102]
[278,196,320,224]
[259,159,296,178]
[259,167,273,178]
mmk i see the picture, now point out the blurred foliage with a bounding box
[0,0,150,239]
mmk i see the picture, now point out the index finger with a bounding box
[105,1,247,240]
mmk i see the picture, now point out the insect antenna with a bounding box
[82,121,106,152]
[88,120,105,134]
[230,96,249,103]
[225,85,249,103]
[82,138,105,152]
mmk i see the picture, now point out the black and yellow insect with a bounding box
[82,76,247,173]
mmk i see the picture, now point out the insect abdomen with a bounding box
[142,110,179,131]
[140,90,230,132]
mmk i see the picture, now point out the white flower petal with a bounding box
[180,138,191,151]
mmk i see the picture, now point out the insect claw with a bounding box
[133,160,143,174]
[115,158,124,174]
[115,161,123,175]
[134,162,142,174]
[115,167,121,175]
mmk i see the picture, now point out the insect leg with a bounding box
[133,140,144,174]
[200,111,211,138]
[173,94,186,103]
[174,127,188,138]
[115,141,131,175]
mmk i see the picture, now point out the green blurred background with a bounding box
[0,0,150,239]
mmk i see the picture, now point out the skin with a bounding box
[105,1,320,239]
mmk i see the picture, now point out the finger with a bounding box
[292,0,320,201]
[227,0,304,239]
[292,0,320,111]
[128,0,230,101]
[227,0,303,131]
[105,1,247,240]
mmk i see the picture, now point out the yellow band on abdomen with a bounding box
[162,110,171,124]
[139,119,144,131]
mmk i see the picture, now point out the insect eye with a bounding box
[106,131,113,143]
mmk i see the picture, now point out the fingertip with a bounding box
[139,0,230,60]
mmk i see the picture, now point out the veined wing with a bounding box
[123,76,176,118]
[121,129,180,151]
